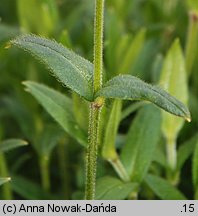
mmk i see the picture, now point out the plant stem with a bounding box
[85,104,101,200]
[85,0,105,200]
[0,153,12,200]
[93,0,104,93]
[109,157,130,182]
[40,156,50,192]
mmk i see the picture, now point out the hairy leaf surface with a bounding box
[97,75,191,120]
[11,35,93,101]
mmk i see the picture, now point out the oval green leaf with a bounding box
[11,35,93,101]
[96,75,191,121]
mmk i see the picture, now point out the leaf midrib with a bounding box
[99,82,187,117]
[21,39,93,85]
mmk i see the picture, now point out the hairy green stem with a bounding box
[85,104,101,200]
[85,0,105,200]
[0,153,12,200]
[93,0,104,93]
[40,156,50,192]
[109,157,130,182]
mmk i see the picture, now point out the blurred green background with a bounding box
[0,0,198,200]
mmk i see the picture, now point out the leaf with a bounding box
[0,177,11,187]
[160,39,188,142]
[11,176,54,199]
[23,81,87,146]
[11,35,93,101]
[95,176,137,200]
[145,174,187,200]
[119,28,146,74]
[96,74,191,121]
[192,138,198,187]
[102,100,122,160]
[177,133,198,170]
[121,105,161,182]
[0,139,28,153]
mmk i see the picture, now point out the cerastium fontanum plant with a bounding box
[9,0,191,200]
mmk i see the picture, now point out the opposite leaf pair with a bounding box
[11,35,191,121]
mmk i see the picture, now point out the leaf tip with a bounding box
[183,108,191,122]
[22,81,31,88]
[185,116,192,123]
[22,140,29,146]
[21,81,28,85]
